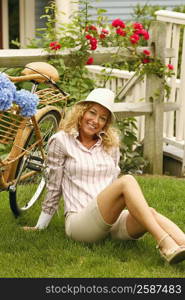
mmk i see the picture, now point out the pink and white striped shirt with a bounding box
[36,130,120,228]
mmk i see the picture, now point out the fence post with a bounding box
[143,21,167,174]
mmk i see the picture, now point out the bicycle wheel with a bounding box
[9,110,61,218]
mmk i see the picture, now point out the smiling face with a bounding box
[79,103,110,140]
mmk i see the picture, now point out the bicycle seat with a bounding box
[22,62,60,83]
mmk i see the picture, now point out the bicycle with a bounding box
[0,62,69,218]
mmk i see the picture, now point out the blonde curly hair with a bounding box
[59,102,120,152]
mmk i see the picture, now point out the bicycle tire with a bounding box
[9,110,61,218]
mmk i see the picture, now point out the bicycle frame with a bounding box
[0,106,61,191]
[0,66,68,192]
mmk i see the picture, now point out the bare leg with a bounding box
[152,210,185,246]
[125,209,185,246]
[97,175,184,253]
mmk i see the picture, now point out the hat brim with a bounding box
[76,100,116,121]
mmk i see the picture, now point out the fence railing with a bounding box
[86,65,184,141]
[86,65,184,166]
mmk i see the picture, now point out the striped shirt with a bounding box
[36,130,120,229]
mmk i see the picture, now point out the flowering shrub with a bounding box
[36,1,174,100]
[0,73,16,110]
[0,73,39,117]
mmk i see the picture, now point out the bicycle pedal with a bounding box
[26,162,42,172]
[29,155,44,163]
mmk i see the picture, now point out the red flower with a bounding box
[100,33,106,39]
[85,34,93,40]
[112,18,125,28]
[142,58,150,64]
[49,41,61,50]
[85,25,97,32]
[89,25,97,31]
[130,34,140,44]
[135,29,150,40]
[102,29,109,34]
[134,29,144,35]
[99,29,109,39]
[143,49,151,56]
[167,64,174,70]
[90,37,98,50]
[86,57,94,65]
[116,28,126,36]
[142,30,150,40]
[133,23,143,30]
[90,44,97,50]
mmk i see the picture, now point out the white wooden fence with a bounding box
[86,10,185,176]
[156,10,185,176]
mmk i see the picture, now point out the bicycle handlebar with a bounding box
[5,61,60,84]
[3,62,68,96]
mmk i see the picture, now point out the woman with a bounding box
[24,88,185,264]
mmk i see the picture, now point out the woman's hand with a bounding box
[22,226,38,231]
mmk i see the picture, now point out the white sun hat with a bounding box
[77,88,116,120]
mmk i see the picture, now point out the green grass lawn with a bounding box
[0,174,185,278]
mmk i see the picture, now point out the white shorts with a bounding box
[65,199,136,243]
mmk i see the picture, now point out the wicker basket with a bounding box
[0,105,31,172]
[36,87,69,106]
[0,108,29,145]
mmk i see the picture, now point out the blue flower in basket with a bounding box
[0,73,16,110]
[14,89,39,117]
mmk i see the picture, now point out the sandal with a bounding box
[156,233,185,264]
